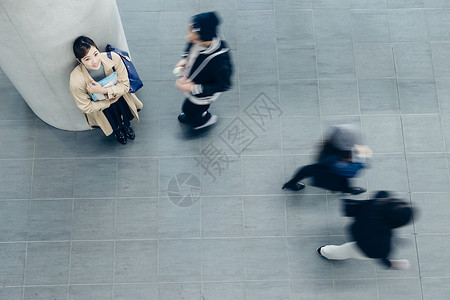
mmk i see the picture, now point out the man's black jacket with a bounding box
[182,39,232,105]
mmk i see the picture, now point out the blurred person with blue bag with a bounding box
[282,124,371,195]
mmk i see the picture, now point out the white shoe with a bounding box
[389,259,410,270]
[193,114,217,130]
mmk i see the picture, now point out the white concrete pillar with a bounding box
[0,0,129,131]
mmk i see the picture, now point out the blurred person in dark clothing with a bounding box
[316,191,414,270]
[282,124,371,195]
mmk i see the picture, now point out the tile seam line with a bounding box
[274,4,292,289]
[21,117,37,295]
[423,7,450,298]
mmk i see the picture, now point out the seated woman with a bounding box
[69,36,143,144]
[282,124,372,195]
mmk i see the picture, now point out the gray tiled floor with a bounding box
[1,0,450,299]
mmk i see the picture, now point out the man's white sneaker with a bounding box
[193,114,217,130]
[390,259,411,270]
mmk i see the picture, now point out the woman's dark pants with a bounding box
[286,163,351,192]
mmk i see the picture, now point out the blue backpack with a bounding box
[106,44,143,93]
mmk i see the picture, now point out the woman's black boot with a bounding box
[115,130,127,145]
[282,182,305,191]
[122,126,135,140]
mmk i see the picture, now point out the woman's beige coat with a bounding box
[69,52,143,136]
